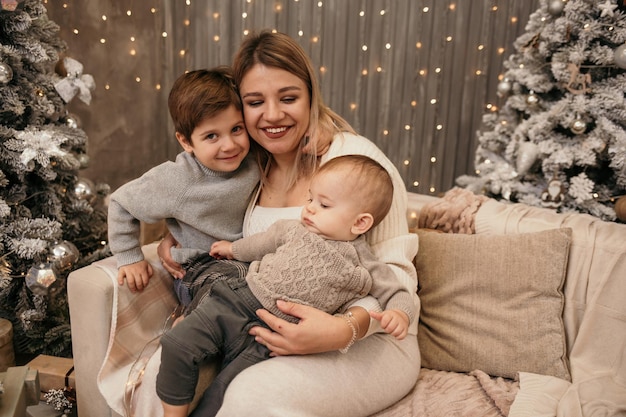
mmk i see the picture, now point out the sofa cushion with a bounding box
[415,228,572,381]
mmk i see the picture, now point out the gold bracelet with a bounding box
[336,311,358,354]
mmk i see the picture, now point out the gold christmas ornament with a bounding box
[571,118,587,134]
[25,262,60,296]
[526,91,539,106]
[74,177,96,203]
[615,196,626,222]
[49,240,80,271]
[0,62,13,84]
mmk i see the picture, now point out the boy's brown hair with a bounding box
[167,66,241,142]
[317,155,394,228]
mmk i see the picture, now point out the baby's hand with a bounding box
[210,240,234,260]
[117,260,153,292]
[369,309,409,340]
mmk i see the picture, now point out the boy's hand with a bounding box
[210,240,234,260]
[117,260,153,292]
[369,309,409,340]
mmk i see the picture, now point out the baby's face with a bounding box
[301,171,362,241]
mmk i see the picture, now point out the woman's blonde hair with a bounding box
[232,30,356,189]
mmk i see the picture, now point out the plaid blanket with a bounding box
[94,244,226,417]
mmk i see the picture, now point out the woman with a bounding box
[160,30,420,416]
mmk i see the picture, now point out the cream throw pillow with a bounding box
[415,228,572,381]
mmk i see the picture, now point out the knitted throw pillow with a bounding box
[415,228,572,381]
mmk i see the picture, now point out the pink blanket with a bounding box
[373,368,519,417]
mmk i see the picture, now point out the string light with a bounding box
[46,1,533,196]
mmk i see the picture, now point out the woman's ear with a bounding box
[351,213,374,235]
[176,132,194,154]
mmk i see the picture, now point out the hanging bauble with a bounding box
[614,44,626,69]
[526,91,539,106]
[570,117,587,134]
[547,0,565,16]
[25,262,60,296]
[49,240,80,271]
[497,79,512,97]
[65,113,82,129]
[516,141,539,175]
[74,177,96,203]
[615,196,626,222]
[77,153,90,169]
[1,0,24,12]
[0,62,13,84]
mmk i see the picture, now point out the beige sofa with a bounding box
[67,191,626,417]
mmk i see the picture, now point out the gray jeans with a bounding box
[156,270,269,416]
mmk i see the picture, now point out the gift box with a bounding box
[0,365,40,417]
[0,318,15,372]
[26,354,75,395]
[26,403,63,417]
[26,403,78,417]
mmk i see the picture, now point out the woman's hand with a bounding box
[250,300,369,356]
[157,232,184,279]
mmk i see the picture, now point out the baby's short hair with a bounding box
[317,155,394,228]
[168,66,240,142]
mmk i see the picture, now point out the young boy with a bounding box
[107,67,259,298]
[157,154,415,417]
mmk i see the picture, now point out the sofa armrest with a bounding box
[68,257,122,417]
[68,243,177,417]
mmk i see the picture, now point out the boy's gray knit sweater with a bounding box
[108,152,259,267]
[232,219,415,324]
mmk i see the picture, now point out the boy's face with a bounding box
[177,105,249,172]
[301,170,369,241]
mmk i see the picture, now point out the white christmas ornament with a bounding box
[614,44,626,69]
[548,0,565,16]
[516,141,540,175]
[17,129,68,168]
[54,57,95,105]
[497,79,512,97]
[598,0,618,17]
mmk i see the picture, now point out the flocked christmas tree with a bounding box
[1,0,110,357]
[457,0,626,222]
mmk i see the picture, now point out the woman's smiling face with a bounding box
[238,64,311,158]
